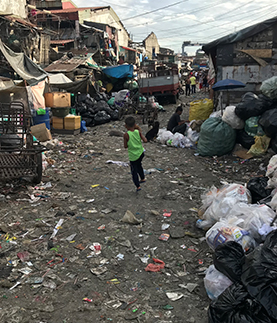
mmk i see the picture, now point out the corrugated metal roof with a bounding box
[50,39,74,44]
[49,6,108,14]
[44,54,92,73]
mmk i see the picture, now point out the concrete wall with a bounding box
[79,8,129,48]
[0,0,27,18]
[144,33,160,59]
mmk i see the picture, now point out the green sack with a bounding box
[244,117,264,137]
[107,97,115,106]
[198,117,236,156]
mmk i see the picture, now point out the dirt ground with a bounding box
[0,91,271,323]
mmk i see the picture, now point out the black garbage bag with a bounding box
[76,103,87,115]
[235,92,273,121]
[241,230,277,321]
[110,110,119,121]
[214,241,245,282]
[247,177,272,204]
[270,134,277,153]
[94,111,111,125]
[258,94,275,110]
[208,282,272,323]
[85,97,97,107]
[77,93,88,103]
[95,101,111,112]
[259,109,277,137]
[236,129,255,149]
[82,117,94,127]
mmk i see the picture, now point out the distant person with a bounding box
[190,74,196,94]
[203,74,208,92]
[185,77,191,96]
[124,117,147,192]
[167,106,187,135]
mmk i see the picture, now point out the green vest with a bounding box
[127,129,144,161]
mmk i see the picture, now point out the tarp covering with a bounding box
[46,76,97,97]
[102,64,134,79]
[203,16,277,53]
[47,73,73,84]
[0,39,47,84]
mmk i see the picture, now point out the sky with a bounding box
[73,0,277,55]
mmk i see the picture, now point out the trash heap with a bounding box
[198,76,277,157]
[197,153,277,322]
[73,92,120,127]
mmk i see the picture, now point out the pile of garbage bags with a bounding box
[199,153,277,322]
[73,92,122,127]
[206,231,277,323]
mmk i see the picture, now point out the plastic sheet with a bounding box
[222,106,244,130]
[157,129,174,145]
[204,265,233,300]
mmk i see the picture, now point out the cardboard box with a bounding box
[64,116,81,130]
[31,123,52,142]
[52,117,64,129]
[44,92,71,108]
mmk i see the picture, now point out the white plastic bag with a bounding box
[230,203,276,240]
[200,184,251,229]
[205,219,255,252]
[171,133,186,148]
[204,265,233,300]
[222,106,244,130]
[157,129,174,145]
[266,155,277,188]
[187,127,200,144]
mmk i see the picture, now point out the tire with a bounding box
[33,152,42,184]
[172,94,177,104]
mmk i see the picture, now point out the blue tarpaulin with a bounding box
[102,65,134,79]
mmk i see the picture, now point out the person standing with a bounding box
[203,74,208,93]
[124,117,147,192]
[167,106,187,135]
[190,74,196,94]
[185,77,191,96]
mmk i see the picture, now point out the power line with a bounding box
[120,0,189,22]
[160,7,277,48]
[131,0,257,36]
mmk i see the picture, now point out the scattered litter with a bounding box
[145,258,165,272]
[120,210,141,224]
[166,292,184,301]
[90,267,108,276]
[159,233,170,241]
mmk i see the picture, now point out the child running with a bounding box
[124,116,147,191]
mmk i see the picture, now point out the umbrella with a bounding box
[212,79,246,91]
[212,79,246,111]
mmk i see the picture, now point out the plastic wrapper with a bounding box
[244,116,264,137]
[222,106,244,130]
[189,99,214,121]
[213,241,245,282]
[205,220,255,252]
[248,135,271,156]
[204,265,233,300]
[157,129,174,145]
[197,117,236,157]
[260,76,277,100]
[198,184,251,229]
